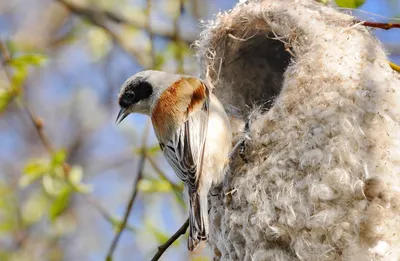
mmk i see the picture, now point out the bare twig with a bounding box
[145,153,181,192]
[389,61,400,73]
[55,0,195,68]
[56,0,195,44]
[145,152,186,208]
[105,120,150,261]
[1,39,139,249]
[56,0,146,66]
[150,218,189,261]
[359,20,400,30]
[0,41,57,155]
[82,195,136,232]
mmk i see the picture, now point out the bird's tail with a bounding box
[188,190,209,251]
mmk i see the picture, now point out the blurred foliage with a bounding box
[335,0,366,7]
[0,45,46,113]
[0,0,399,261]
[0,0,198,260]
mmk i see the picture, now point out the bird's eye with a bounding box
[119,91,135,108]
[118,80,153,108]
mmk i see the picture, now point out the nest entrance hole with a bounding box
[214,33,292,115]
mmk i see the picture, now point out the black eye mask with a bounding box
[119,80,153,108]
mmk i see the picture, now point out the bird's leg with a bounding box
[229,122,250,163]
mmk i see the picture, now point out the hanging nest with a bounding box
[195,0,400,260]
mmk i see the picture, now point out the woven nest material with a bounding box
[194,0,400,260]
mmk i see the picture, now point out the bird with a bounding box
[115,70,232,251]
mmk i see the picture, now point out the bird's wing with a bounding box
[153,77,210,193]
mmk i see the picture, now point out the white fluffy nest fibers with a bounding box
[194,0,400,260]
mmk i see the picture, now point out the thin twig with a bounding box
[105,120,150,261]
[359,20,400,30]
[150,218,189,261]
[82,195,136,232]
[145,153,181,192]
[145,152,186,208]
[1,39,138,248]
[55,0,194,68]
[55,0,195,44]
[56,0,146,65]
[0,41,56,155]
[389,61,400,73]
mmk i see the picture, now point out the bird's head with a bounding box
[115,70,180,124]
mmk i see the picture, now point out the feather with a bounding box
[151,77,210,250]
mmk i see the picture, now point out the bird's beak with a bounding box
[115,108,129,124]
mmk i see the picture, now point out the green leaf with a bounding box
[87,27,112,61]
[9,54,47,67]
[10,66,28,90]
[0,217,16,233]
[335,0,366,8]
[109,217,136,233]
[0,89,13,112]
[138,178,173,193]
[145,221,180,246]
[51,149,66,168]
[21,190,48,225]
[154,54,165,70]
[67,166,93,193]
[23,159,49,176]
[42,174,66,196]
[49,188,72,221]
[20,159,49,187]
[133,144,160,155]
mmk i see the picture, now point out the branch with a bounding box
[64,0,195,44]
[389,61,400,73]
[55,0,195,68]
[359,21,400,30]
[1,39,140,249]
[82,195,136,232]
[150,218,189,261]
[145,153,182,192]
[105,120,150,261]
[56,0,149,66]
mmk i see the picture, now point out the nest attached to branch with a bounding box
[195,0,400,260]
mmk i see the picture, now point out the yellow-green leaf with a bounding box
[9,54,47,67]
[10,66,28,90]
[335,0,365,8]
[0,89,13,112]
[87,27,112,61]
[20,160,49,187]
[21,190,48,225]
[154,54,166,70]
[68,166,93,193]
[49,188,72,221]
[137,179,172,193]
[23,159,49,176]
[51,149,66,168]
[145,221,179,246]
[133,144,160,155]
[42,174,66,196]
